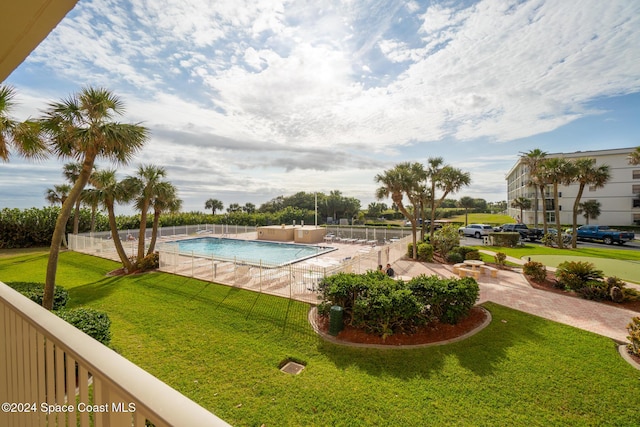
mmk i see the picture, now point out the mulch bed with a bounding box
[316,306,488,346]
[525,270,640,313]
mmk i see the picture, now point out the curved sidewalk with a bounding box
[392,256,637,343]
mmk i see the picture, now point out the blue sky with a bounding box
[2,0,640,214]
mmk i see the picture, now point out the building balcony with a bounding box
[0,281,230,427]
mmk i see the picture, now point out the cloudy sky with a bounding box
[3,0,640,214]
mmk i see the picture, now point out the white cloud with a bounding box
[6,0,640,212]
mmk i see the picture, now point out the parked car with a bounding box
[458,224,494,238]
[496,223,543,242]
[576,225,635,245]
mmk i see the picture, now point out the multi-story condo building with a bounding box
[506,147,639,226]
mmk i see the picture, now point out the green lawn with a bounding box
[449,213,514,225]
[1,252,639,426]
[474,244,640,283]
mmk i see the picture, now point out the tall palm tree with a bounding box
[375,162,425,259]
[569,158,610,248]
[90,169,135,271]
[458,196,476,226]
[41,87,148,310]
[425,157,444,237]
[510,197,531,224]
[147,182,182,255]
[205,198,224,215]
[124,164,166,265]
[0,85,47,161]
[520,149,547,228]
[628,147,640,165]
[541,157,574,248]
[430,165,471,238]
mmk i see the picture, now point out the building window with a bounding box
[547,212,555,222]
[633,170,640,179]
[633,184,640,194]
[589,186,597,191]
[634,214,640,225]
[634,199,640,208]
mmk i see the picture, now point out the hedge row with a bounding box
[318,271,479,338]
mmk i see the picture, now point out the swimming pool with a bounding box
[167,237,336,266]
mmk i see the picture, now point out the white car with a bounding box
[458,224,494,238]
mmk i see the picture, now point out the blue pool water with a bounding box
[168,237,335,266]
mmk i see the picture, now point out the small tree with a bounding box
[510,196,531,224]
[578,200,601,225]
[458,196,476,226]
[205,198,223,215]
[430,224,460,258]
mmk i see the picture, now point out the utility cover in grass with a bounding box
[280,361,305,375]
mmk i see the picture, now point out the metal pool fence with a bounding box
[68,225,414,304]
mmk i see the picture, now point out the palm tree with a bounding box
[147,182,182,255]
[41,87,148,310]
[578,200,601,224]
[520,149,547,228]
[430,164,471,238]
[0,85,47,161]
[45,184,72,206]
[569,158,610,247]
[205,198,223,215]
[81,187,101,233]
[125,164,167,264]
[425,157,444,237]
[541,157,574,248]
[90,169,135,271]
[375,162,425,259]
[63,162,91,234]
[510,197,532,224]
[628,147,640,165]
[458,196,476,226]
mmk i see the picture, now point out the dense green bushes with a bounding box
[7,281,112,346]
[0,207,108,248]
[407,242,434,262]
[56,308,112,346]
[318,271,479,338]
[7,281,69,310]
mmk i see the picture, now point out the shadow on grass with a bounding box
[316,302,547,380]
[67,276,124,306]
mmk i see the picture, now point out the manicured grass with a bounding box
[0,246,49,259]
[1,252,639,426]
[473,244,640,283]
[449,213,514,225]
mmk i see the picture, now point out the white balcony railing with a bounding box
[0,281,230,427]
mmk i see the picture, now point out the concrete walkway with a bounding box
[391,252,638,343]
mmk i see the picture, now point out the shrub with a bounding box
[137,252,159,271]
[406,242,434,262]
[408,275,479,325]
[627,317,640,357]
[446,252,464,264]
[431,224,460,257]
[541,233,555,247]
[56,308,112,346]
[416,242,434,262]
[556,261,604,291]
[319,272,478,337]
[463,250,481,261]
[523,261,546,283]
[490,232,520,248]
[494,252,507,268]
[577,280,609,301]
[7,282,69,310]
